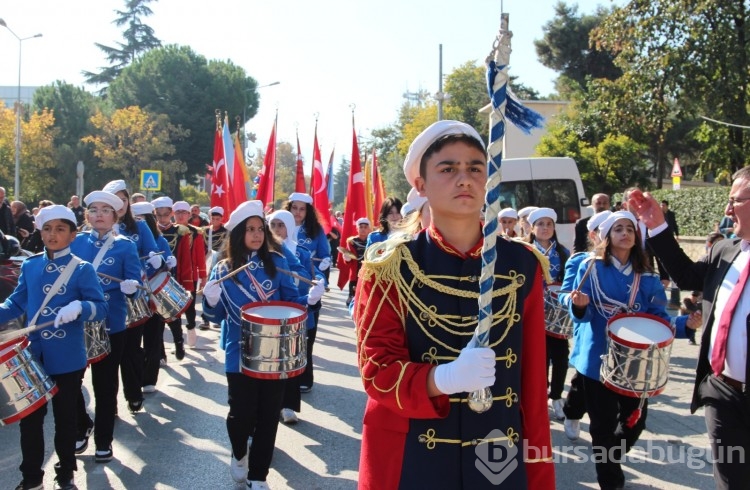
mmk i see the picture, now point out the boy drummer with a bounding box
[0,205,107,490]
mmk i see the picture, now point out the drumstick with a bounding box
[96,272,150,291]
[0,319,56,344]
[277,267,316,286]
[196,261,254,294]
[138,251,165,260]
[573,259,597,294]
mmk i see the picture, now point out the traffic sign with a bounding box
[671,158,683,177]
[140,170,162,191]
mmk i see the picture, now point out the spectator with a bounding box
[0,187,16,236]
[661,200,679,237]
[188,204,209,227]
[573,193,610,253]
[719,215,735,238]
[68,195,86,227]
[10,200,34,242]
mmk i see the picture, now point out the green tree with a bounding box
[83,0,162,93]
[107,44,259,182]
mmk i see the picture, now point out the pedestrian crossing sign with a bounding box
[140,170,162,191]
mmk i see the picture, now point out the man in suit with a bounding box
[628,167,750,490]
[660,199,680,237]
[572,193,610,253]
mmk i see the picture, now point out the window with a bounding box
[498,179,581,224]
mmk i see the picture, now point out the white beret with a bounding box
[498,208,519,220]
[226,200,265,231]
[518,206,538,219]
[172,201,190,212]
[587,210,612,232]
[102,179,127,194]
[599,211,637,240]
[528,207,557,225]
[288,192,313,205]
[403,187,428,217]
[84,190,124,211]
[209,206,224,216]
[267,210,296,234]
[36,205,77,229]
[403,120,485,187]
[131,202,155,216]
[151,196,173,209]
[356,217,371,226]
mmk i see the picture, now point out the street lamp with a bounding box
[243,81,280,153]
[0,19,43,201]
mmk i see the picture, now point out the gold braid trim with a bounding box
[510,237,553,284]
[418,427,520,449]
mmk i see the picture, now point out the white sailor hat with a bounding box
[587,210,612,232]
[403,120,485,187]
[84,190,124,211]
[401,187,428,217]
[131,202,155,216]
[102,179,127,194]
[518,206,538,219]
[288,192,313,205]
[226,200,265,231]
[172,201,190,212]
[599,211,637,240]
[356,217,371,226]
[36,205,77,229]
[528,207,557,225]
[209,206,224,216]
[151,196,174,209]
[498,208,519,220]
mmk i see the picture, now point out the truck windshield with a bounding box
[498,179,581,224]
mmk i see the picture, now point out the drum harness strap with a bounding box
[29,256,81,330]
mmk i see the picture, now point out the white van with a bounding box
[497,157,589,252]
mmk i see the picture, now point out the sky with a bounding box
[0,0,619,175]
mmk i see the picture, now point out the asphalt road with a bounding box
[0,269,715,489]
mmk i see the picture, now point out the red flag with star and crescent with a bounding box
[256,115,277,207]
[310,124,332,234]
[210,117,230,222]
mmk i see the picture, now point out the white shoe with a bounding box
[564,418,580,441]
[187,328,197,348]
[230,452,248,483]
[551,398,565,421]
[280,408,298,424]
[247,480,270,489]
[142,385,157,394]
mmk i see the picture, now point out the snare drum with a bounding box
[84,320,111,364]
[544,283,573,339]
[149,271,191,322]
[600,313,674,398]
[240,301,307,380]
[0,336,58,425]
[126,294,152,328]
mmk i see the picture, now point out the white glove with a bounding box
[433,347,496,395]
[147,251,163,269]
[166,255,177,269]
[119,279,139,295]
[54,300,82,328]
[342,253,352,263]
[202,279,222,307]
[307,280,326,305]
[318,257,331,271]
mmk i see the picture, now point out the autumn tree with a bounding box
[82,106,188,197]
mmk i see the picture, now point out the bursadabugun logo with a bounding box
[475,429,519,485]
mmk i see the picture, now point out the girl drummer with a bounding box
[525,207,570,422]
[70,191,143,463]
[201,200,325,488]
[568,210,695,489]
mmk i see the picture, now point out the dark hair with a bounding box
[596,221,652,274]
[377,197,403,233]
[419,134,486,181]
[706,231,724,246]
[283,201,324,239]
[661,200,669,206]
[525,228,569,282]
[140,213,162,240]
[115,189,139,235]
[226,216,279,278]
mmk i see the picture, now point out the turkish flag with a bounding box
[310,127,332,234]
[231,129,248,209]
[256,117,277,207]
[294,133,306,192]
[210,122,230,222]
[337,119,366,290]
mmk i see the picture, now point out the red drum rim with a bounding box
[0,336,29,363]
[241,365,306,380]
[606,312,674,349]
[602,378,665,398]
[0,384,58,426]
[241,301,307,325]
[148,272,171,295]
[88,352,109,364]
[127,317,150,328]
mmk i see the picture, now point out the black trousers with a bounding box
[226,373,286,482]
[77,329,125,451]
[120,323,144,403]
[700,374,750,490]
[142,313,165,386]
[563,370,588,420]
[297,323,317,388]
[167,293,195,343]
[582,376,648,490]
[20,368,84,483]
[546,335,569,400]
